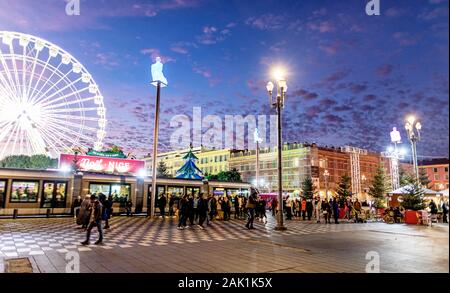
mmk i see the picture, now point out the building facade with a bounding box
[150,143,412,201]
[419,158,449,191]
[144,147,230,177]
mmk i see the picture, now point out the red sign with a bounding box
[59,154,145,174]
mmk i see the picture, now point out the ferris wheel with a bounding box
[0,31,107,159]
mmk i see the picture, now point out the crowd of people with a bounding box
[72,190,449,245]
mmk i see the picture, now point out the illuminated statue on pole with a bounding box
[151,57,168,87]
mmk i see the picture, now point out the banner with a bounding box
[59,154,145,174]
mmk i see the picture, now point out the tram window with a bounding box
[10,181,39,203]
[167,186,184,198]
[111,184,131,204]
[89,183,110,199]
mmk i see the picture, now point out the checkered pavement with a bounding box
[0,215,375,258]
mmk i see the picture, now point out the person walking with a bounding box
[314,197,321,223]
[209,195,217,222]
[77,194,91,230]
[259,198,267,224]
[222,196,230,221]
[158,194,167,219]
[72,196,82,218]
[81,194,103,245]
[177,195,189,229]
[168,194,175,217]
[197,193,208,229]
[442,201,448,224]
[187,195,195,226]
[103,195,113,229]
[353,198,362,222]
[306,199,313,221]
[125,198,133,217]
[193,194,199,223]
[285,195,293,220]
[332,197,340,224]
[322,199,331,224]
[301,198,307,221]
[245,188,258,229]
[271,197,278,217]
[234,196,240,219]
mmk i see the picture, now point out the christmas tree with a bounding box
[175,147,204,179]
[400,178,426,211]
[368,167,387,209]
[419,168,431,189]
[336,175,352,199]
[301,177,315,199]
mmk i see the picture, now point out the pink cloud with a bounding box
[245,14,285,31]
[393,32,421,46]
[307,20,335,33]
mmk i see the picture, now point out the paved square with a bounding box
[0,216,448,273]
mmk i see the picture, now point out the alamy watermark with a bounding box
[366,0,381,16]
[66,0,81,16]
[365,251,380,273]
[169,107,278,150]
[65,251,80,273]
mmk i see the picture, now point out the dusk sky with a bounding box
[0,0,448,159]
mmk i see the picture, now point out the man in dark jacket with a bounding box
[442,201,448,223]
[158,194,167,219]
[103,195,113,229]
[168,194,175,217]
[81,194,103,245]
[178,195,189,229]
[306,199,313,220]
[245,188,258,229]
[332,197,340,224]
[197,193,208,229]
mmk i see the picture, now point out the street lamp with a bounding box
[404,116,421,182]
[149,57,168,218]
[323,170,330,201]
[266,67,288,231]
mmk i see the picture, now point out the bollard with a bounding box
[13,209,18,219]
[46,209,51,218]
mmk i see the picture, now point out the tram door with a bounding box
[0,180,6,208]
[41,181,67,208]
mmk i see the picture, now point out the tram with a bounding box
[0,168,251,217]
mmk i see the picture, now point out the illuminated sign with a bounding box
[59,154,145,174]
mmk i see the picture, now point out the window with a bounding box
[434,174,440,180]
[41,181,67,208]
[445,167,448,173]
[89,183,131,204]
[0,180,6,208]
[10,181,39,203]
[433,168,438,173]
[435,183,440,190]
[168,186,184,198]
[446,174,449,180]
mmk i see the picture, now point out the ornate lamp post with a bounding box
[323,170,330,201]
[404,116,422,182]
[266,68,287,231]
[149,57,168,217]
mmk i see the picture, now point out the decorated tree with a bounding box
[368,167,387,208]
[157,161,171,178]
[301,177,315,199]
[400,178,426,211]
[175,148,204,179]
[336,174,352,201]
[419,168,431,189]
[399,165,414,187]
